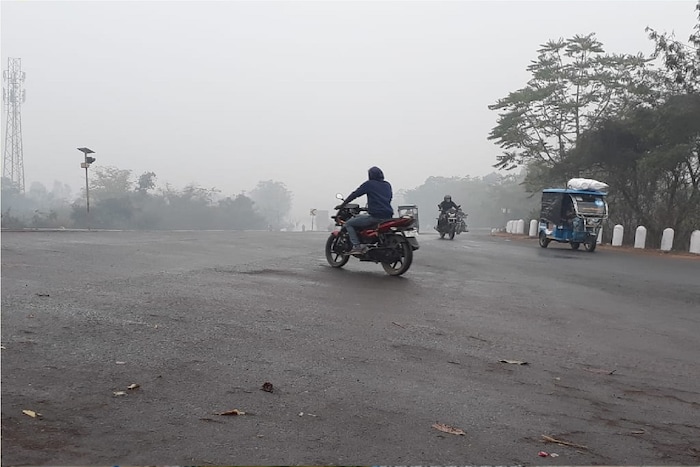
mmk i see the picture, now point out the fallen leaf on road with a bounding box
[541,434,588,450]
[261,382,274,393]
[538,451,549,457]
[22,409,41,418]
[127,384,140,390]
[584,367,616,375]
[432,423,466,436]
[499,359,528,365]
[217,409,246,416]
[448,361,461,365]
[113,391,127,396]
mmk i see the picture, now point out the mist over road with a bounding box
[2,230,699,465]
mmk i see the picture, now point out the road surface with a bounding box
[2,230,699,465]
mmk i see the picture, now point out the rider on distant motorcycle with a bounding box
[437,195,459,227]
[339,166,394,255]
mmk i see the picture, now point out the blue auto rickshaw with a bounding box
[538,188,608,252]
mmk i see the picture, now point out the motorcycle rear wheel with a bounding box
[325,234,350,268]
[381,240,413,276]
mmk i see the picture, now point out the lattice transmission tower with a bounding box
[3,57,26,192]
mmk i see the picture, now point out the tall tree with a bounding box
[571,94,700,247]
[646,1,700,94]
[216,194,267,230]
[249,180,293,230]
[488,34,652,181]
[136,171,157,194]
[89,166,133,201]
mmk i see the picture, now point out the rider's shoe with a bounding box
[347,244,367,255]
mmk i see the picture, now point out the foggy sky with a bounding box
[1,1,696,222]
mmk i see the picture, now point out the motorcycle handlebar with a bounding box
[334,204,367,212]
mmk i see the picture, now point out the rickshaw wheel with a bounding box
[538,232,550,248]
[584,239,597,252]
[570,242,581,250]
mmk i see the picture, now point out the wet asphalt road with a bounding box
[1,229,699,465]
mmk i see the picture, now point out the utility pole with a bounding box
[2,58,26,192]
[77,147,96,214]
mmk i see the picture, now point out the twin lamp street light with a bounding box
[77,147,96,213]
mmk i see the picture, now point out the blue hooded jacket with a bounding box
[345,166,394,219]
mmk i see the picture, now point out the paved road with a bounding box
[2,230,699,465]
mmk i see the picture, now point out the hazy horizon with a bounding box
[2,0,696,221]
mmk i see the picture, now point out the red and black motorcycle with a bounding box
[325,194,419,276]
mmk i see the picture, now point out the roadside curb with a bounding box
[492,232,700,260]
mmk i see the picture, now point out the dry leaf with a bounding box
[432,422,466,436]
[113,391,127,396]
[261,382,274,393]
[541,434,588,450]
[217,409,246,416]
[584,367,616,375]
[500,359,528,365]
[22,409,41,418]
[127,384,140,390]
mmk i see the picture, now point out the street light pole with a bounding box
[84,164,90,213]
[77,147,95,216]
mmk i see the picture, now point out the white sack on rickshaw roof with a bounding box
[567,178,609,192]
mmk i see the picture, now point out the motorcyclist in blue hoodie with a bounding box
[340,166,394,255]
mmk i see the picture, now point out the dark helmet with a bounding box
[444,195,451,201]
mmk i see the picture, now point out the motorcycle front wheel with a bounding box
[449,227,456,240]
[325,234,350,268]
[381,240,413,276]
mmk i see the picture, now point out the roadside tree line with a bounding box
[488,2,700,249]
[398,171,539,230]
[1,169,294,231]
